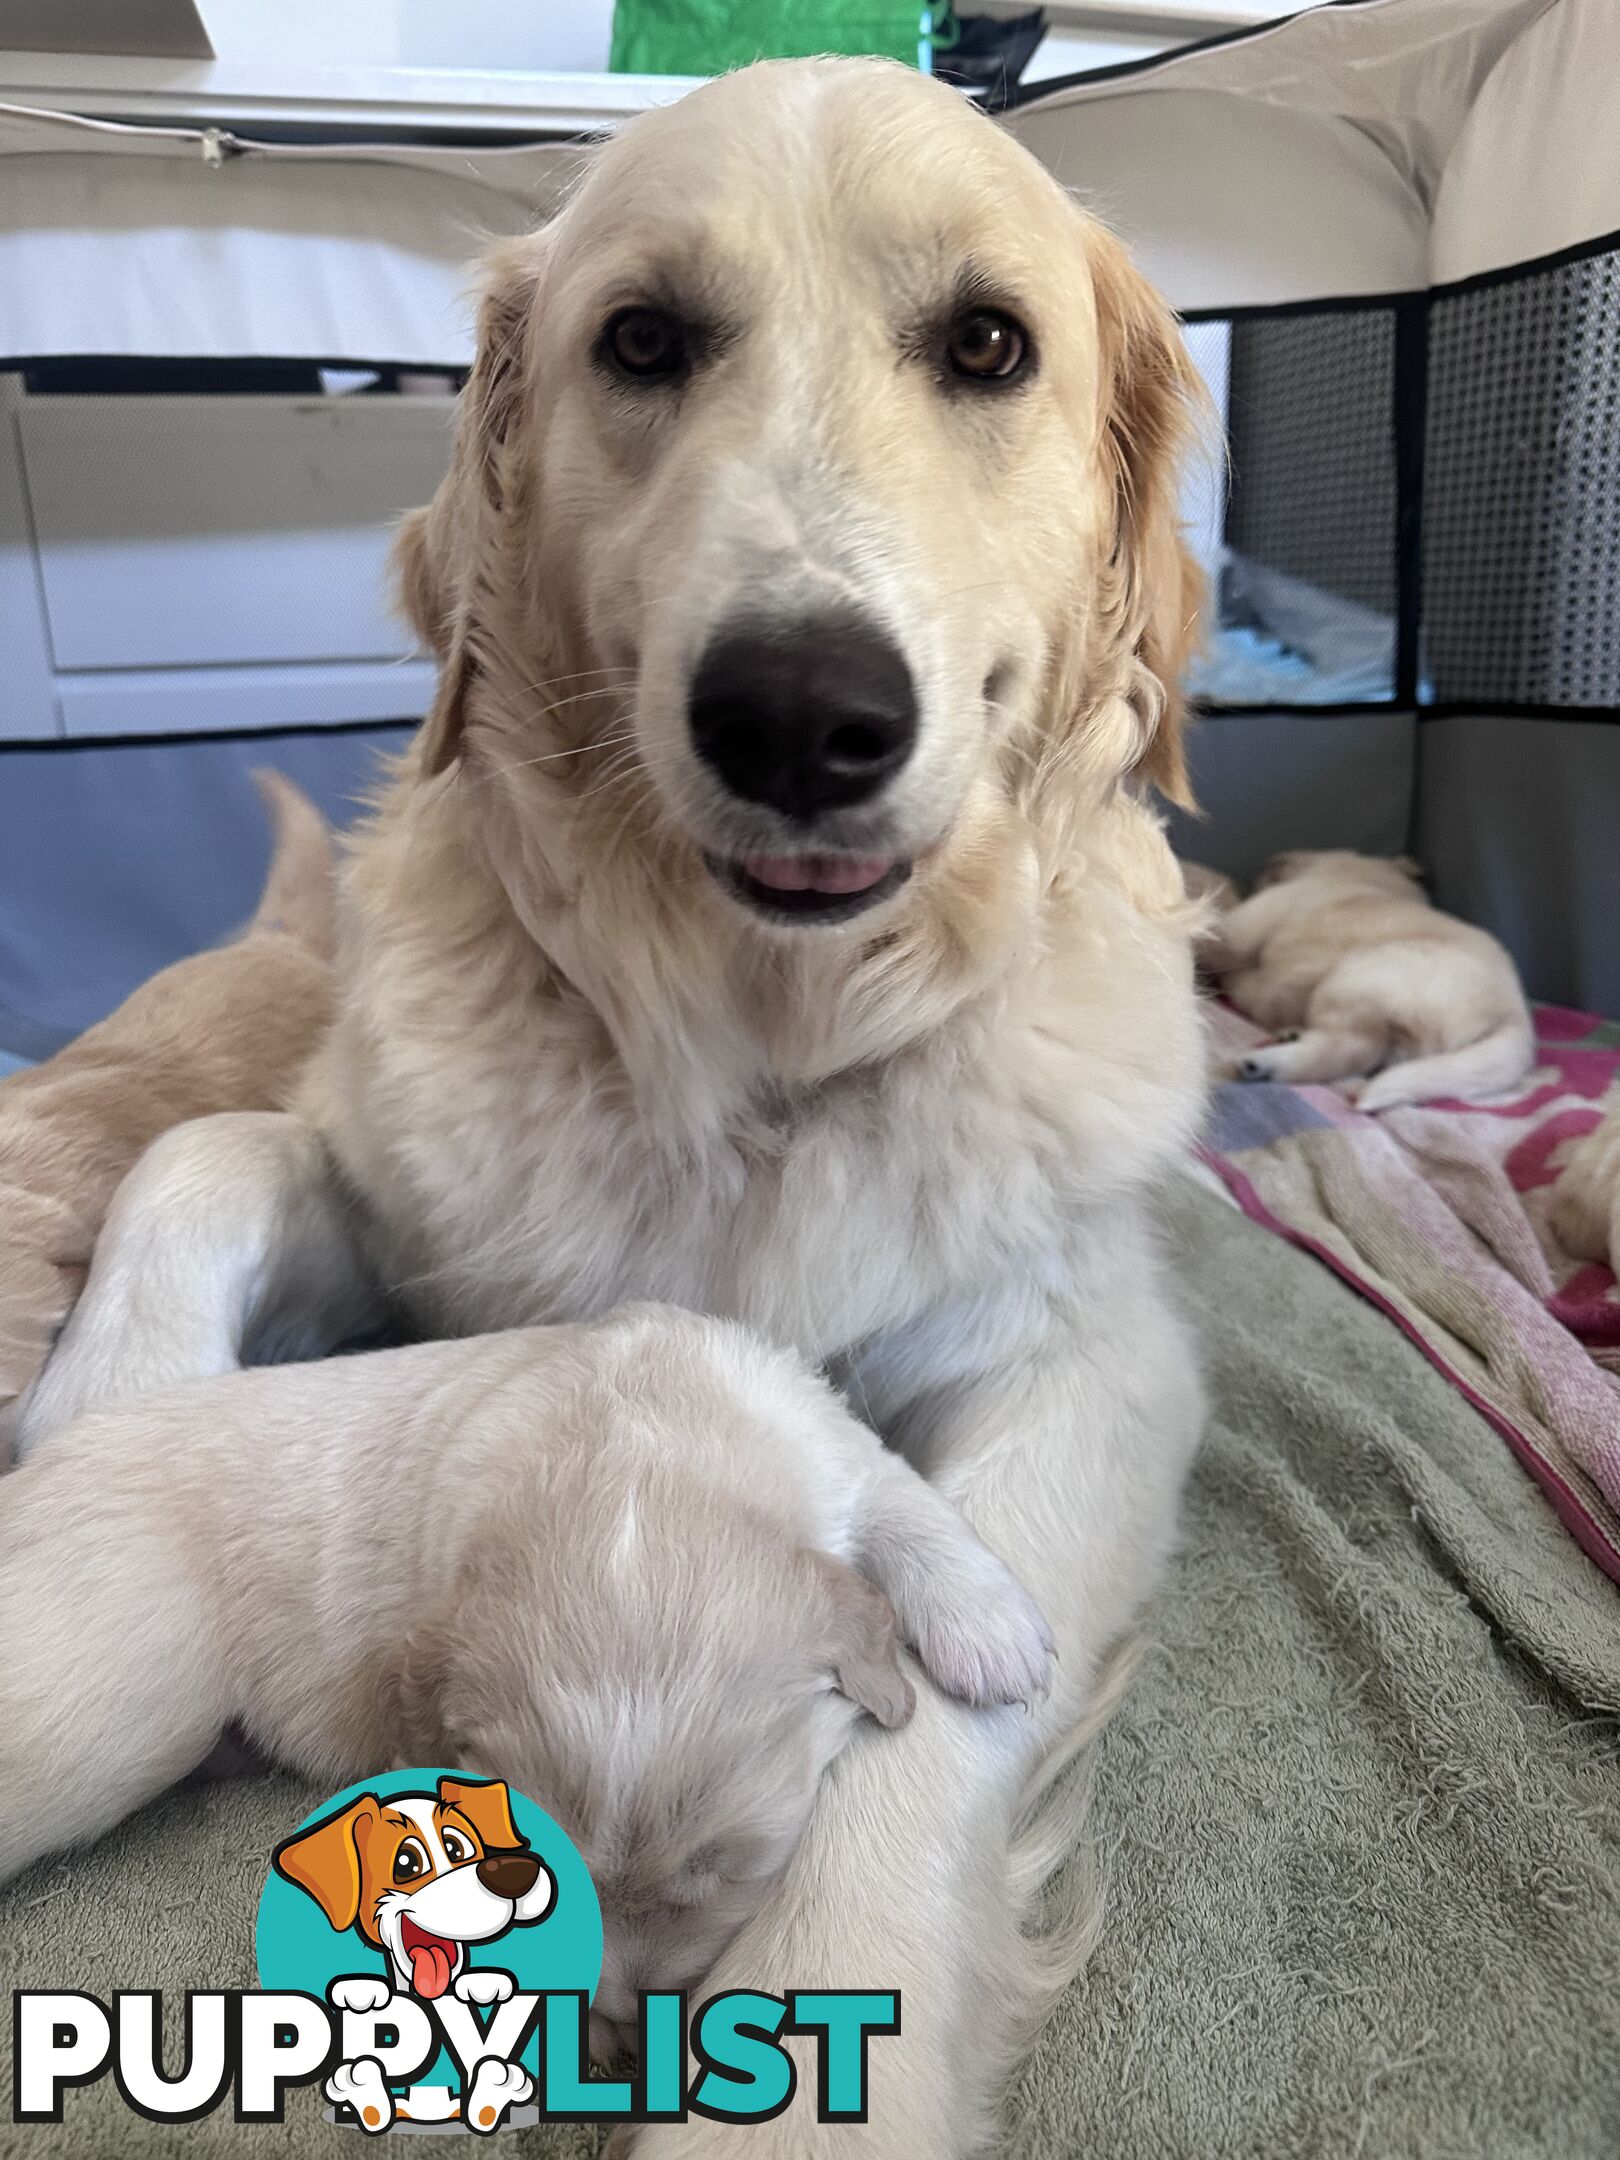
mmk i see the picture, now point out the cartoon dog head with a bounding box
[273,1776,556,1999]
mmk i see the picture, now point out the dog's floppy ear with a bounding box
[438,1776,526,1852]
[272,1795,382,1932]
[809,1552,914,1730]
[1084,218,1208,809]
[393,506,449,660]
[402,228,554,777]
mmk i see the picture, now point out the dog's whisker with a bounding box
[515,683,635,710]
[569,752,649,810]
[488,731,641,776]
[522,664,636,686]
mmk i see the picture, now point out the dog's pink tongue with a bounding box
[409,1941,454,1999]
[742,853,891,896]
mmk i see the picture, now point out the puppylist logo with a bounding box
[11,1770,899,2135]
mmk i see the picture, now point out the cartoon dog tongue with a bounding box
[402,1921,456,1999]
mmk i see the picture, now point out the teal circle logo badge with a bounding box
[256,1769,601,2133]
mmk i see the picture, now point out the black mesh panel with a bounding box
[1184,307,1400,708]
[1226,311,1397,618]
[1424,245,1620,707]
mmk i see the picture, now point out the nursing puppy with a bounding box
[1212,850,1534,1111]
[17,58,1211,2153]
[0,772,332,1455]
[0,1306,1052,2051]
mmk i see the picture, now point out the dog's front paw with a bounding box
[911,1549,1055,1710]
[329,1975,393,2016]
[1233,1051,1276,1082]
[463,2057,533,2135]
[325,2057,394,2134]
[454,1967,514,2007]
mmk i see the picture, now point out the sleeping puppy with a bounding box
[1547,1104,1620,1268]
[0,772,332,1457]
[0,1305,1052,2054]
[1177,857,1237,916]
[1177,857,1238,986]
[1208,850,1534,1111]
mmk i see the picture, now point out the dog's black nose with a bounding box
[477,1849,540,1899]
[689,611,917,821]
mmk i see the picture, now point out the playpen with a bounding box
[0,0,1616,1054]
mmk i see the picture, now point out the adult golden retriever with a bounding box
[19,57,1209,2155]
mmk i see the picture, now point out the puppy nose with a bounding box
[689,610,917,821]
[476,1850,540,1898]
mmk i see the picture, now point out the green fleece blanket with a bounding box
[4,1176,1618,2157]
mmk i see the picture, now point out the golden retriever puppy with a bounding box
[20,60,1210,2153]
[1211,850,1534,1111]
[1,1306,1052,2050]
[1178,856,1237,985]
[1178,857,1237,914]
[1547,1106,1620,1266]
[0,773,332,1453]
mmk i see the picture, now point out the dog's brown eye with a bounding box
[605,307,688,379]
[947,310,1028,382]
[442,1830,473,1865]
[393,1838,430,1884]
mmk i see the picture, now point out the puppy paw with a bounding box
[329,1975,393,2016]
[454,1967,515,2007]
[325,2057,394,2134]
[1235,1051,1276,1082]
[910,1553,1055,1709]
[463,2057,533,2135]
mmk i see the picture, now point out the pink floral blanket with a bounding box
[1201,1001,1620,1584]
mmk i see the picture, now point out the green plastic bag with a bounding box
[609,0,951,77]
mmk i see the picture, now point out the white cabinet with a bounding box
[0,383,452,741]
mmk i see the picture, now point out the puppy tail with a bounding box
[249,770,336,962]
[1357,1016,1534,1113]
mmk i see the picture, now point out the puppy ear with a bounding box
[809,1553,915,1730]
[1085,219,1208,809]
[1253,848,1305,891]
[438,1776,526,1852]
[409,229,553,777]
[272,1795,381,1932]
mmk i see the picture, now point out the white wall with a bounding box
[195,0,616,71]
[193,0,1181,79]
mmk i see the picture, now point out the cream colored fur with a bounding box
[0,772,333,1456]
[1548,1102,1620,1266]
[16,59,1211,2155]
[1212,849,1535,1112]
[1178,857,1236,914]
[0,1308,1052,2040]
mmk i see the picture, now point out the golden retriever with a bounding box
[1211,850,1534,1111]
[18,59,1209,2156]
